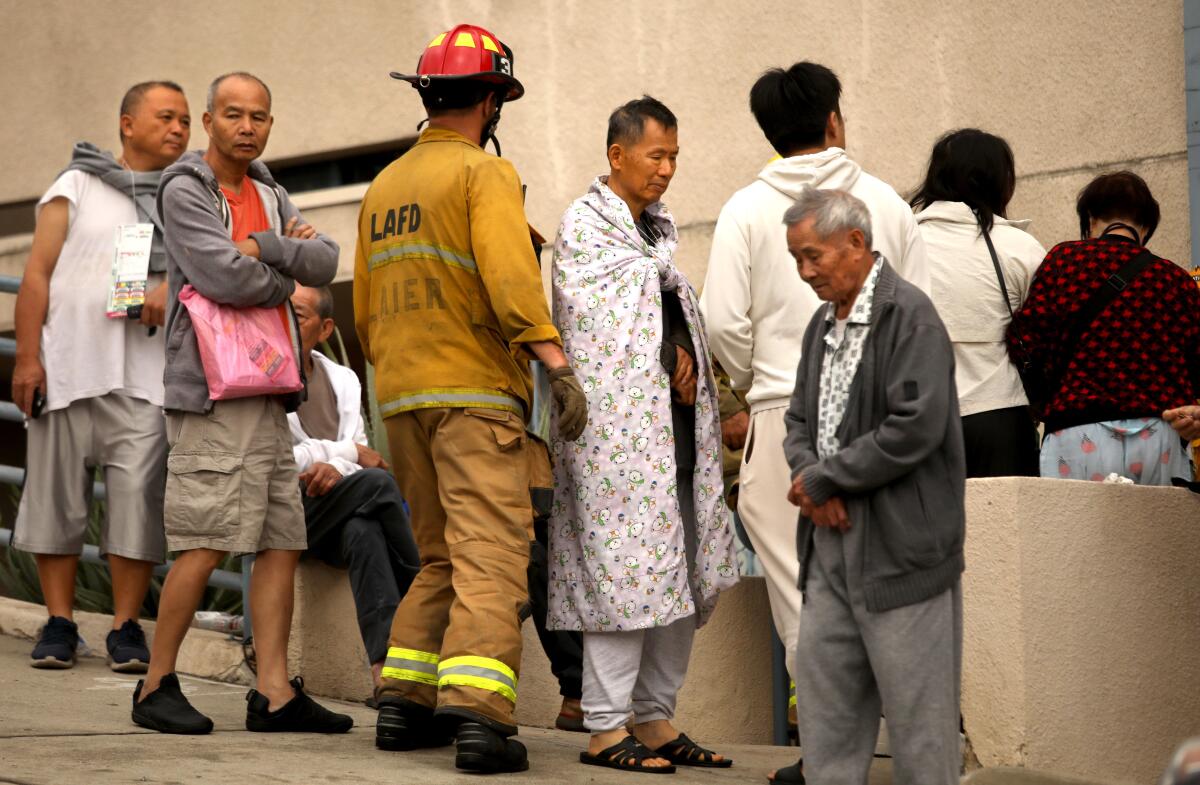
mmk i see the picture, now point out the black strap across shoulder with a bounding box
[1062,243,1157,348]
[981,223,1156,405]
[983,226,1156,358]
[981,223,1016,319]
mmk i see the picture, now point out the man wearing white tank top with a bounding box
[11,82,191,672]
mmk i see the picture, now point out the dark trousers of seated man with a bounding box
[303,467,420,664]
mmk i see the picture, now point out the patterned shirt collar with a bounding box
[824,253,884,327]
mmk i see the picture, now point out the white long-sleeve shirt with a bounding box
[287,351,368,477]
[700,148,930,411]
[915,200,1046,416]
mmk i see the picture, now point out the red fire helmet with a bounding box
[390,23,524,101]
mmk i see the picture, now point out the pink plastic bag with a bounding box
[178,284,303,400]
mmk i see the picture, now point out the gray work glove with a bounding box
[548,366,588,442]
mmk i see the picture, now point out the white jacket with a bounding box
[700,148,930,410]
[915,200,1046,416]
[287,351,368,477]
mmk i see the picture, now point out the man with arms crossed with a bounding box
[131,72,351,736]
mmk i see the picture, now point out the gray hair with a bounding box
[782,186,873,249]
[207,71,272,113]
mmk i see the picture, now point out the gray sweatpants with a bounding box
[581,616,697,731]
[795,527,962,785]
[582,469,698,732]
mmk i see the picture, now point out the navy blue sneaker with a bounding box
[106,619,149,673]
[30,616,78,669]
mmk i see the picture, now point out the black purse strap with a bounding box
[1060,243,1157,350]
[982,223,1156,399]
[980,222,1015,318]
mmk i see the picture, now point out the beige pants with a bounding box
[379,407,531,735]
[738,405,802,680]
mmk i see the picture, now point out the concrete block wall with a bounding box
[962,477,1200,785]
[289,477,1200,783]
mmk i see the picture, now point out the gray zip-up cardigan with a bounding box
[157,152,339,414]
[783,260,965,612]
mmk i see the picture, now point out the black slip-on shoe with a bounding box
[106,619,149,673]
[30,616,78,669]
[131,673,214,734]
[455,721,529,774]
[245,676,353,733]
[375,698,453,751]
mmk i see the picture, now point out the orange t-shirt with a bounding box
[221,176,271,242]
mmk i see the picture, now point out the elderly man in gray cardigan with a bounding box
[778,186,965,785]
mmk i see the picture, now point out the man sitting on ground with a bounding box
[289,284,420,688]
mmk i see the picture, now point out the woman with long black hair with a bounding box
[911,129,1045,477]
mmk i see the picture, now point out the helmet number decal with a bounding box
[498,57,512,75]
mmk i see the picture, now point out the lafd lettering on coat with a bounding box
[369,203,422,241]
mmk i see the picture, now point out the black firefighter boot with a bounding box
[375,697,453,751]
[454,721,530,774]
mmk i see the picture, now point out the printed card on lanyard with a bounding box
[106,223,153,318]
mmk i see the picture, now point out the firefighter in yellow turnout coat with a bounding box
[354,24,587,774]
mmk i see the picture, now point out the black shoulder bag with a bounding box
[982,226,1155,411]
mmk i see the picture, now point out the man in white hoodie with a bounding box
[699,62,930,726]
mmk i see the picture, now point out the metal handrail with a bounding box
[0,463,104,500]
[2,276,18,358]
[0,527,242,592]
[0,274,251,634]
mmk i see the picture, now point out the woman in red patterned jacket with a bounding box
[1007,171,1200,485]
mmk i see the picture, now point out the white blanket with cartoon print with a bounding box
[546,177,738,633]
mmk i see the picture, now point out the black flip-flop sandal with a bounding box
[580,735,677,774]
[767,761,805,783]
[655,733,733,768]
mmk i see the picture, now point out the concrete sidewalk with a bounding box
[0,634,897,785]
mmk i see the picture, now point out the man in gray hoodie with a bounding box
[781,186,964,785]
[131,72,350,736]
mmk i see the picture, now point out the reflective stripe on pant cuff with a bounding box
[438,655,518,704]
[381,646,440,686]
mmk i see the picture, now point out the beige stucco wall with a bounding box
[0,0,1190,279]
[963,477,1200,785]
